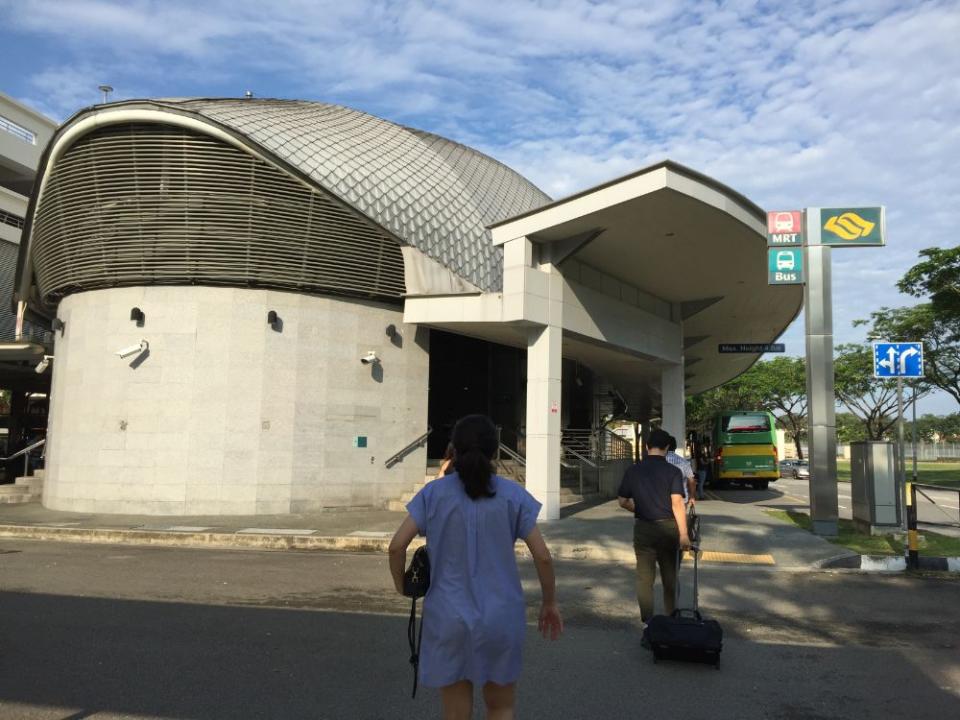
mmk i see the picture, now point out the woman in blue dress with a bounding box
[389,414,563,719]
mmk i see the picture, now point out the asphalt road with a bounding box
[764,476,960,537]
[1,539,958,719]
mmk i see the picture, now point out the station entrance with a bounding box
[426,329,600,460]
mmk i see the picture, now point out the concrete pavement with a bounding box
[0,539,957,719]
[0,487,854,569]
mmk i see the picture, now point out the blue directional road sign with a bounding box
[873,342,924,378]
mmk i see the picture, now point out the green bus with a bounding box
[710,410,779,490]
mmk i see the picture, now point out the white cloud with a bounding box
[2,0,958,412]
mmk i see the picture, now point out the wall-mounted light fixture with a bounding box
[267,310,279,327]
[35,355,53,374]
[130,307,145,326]
[51,318,65,336]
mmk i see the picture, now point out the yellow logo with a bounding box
[823,212,876,240]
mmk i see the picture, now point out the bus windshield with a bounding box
[723,414,771,433]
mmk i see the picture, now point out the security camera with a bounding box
[116,339,149,359]
[360,351,380,365]
[35,355,53,374]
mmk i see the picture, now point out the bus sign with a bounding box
[768,248,804,284]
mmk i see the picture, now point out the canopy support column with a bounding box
[661,362,686,449]
[524,255,564,522]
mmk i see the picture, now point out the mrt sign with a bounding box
[767,210,803,246]
[873,342,924,378]
[820,207,885,246]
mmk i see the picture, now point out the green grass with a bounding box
[835,460,960,488]
[766,509,960,557]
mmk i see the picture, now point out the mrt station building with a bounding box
[11,98,802,519]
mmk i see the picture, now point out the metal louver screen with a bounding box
[31,123,406,306]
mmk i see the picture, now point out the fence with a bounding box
[837,442,960,461]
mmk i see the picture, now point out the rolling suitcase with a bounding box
[642,544,723,667]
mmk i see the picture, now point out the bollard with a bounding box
[905,481,919,570]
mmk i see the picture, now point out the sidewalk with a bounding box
[0,494,852,569]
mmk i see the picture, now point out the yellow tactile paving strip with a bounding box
[683,550,776,565]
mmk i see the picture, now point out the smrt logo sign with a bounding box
[766,210,803,246]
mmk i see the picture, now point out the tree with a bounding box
[834,343,929,440]
[910,412,960,443]
[686,377,764,435]
[686,357,807,457]
[858,304,960,406]
[741,357,807,459]
[898,246,960,321]
[836,411,869,443]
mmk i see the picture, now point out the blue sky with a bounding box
[2,0,958,413]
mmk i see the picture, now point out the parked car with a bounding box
[779,459,798,478]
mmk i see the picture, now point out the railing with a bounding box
[561,444,598,496]
[1,438,46,476]
[838,442,960,461]
[496,442,526,483]
[0,114,37,144]
[600,428,633,461]
[562,427,632,462]
[561,429,594,460]
[906,481,960,570]
[385,427,432,469]
[912,482,960,529]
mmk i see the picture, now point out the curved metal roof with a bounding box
[131,99,552,291]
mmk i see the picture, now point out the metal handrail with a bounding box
[600,428,632,460]
[1,438,46,461]
[2,438,46,478]
[497,442,526,466]
[385,427,432,469]
[913,482,960,528]
[562,444,598,468]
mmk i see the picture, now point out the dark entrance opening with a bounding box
[427,330,525,458]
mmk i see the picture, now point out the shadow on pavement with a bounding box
[0,584,957,720]
[706,486,788,504]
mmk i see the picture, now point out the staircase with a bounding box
[386,462,598,512]
[0,469,44,504]
[387,465,441,512]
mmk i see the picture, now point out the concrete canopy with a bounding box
[410,161,803,418]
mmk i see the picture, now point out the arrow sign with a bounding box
[873,342,924,378]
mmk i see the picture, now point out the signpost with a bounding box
[873,342,924,378]
[872,341,923,535]
[762,206,886,536]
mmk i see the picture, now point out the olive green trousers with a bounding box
[632,519,680,622]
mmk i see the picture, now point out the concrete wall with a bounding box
[44,286,430,515]
[599,459,633,497]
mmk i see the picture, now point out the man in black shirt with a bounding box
[618,428,692,624]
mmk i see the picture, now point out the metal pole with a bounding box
[803,208,839,536]
[911,383,918,484]
[897,377,906,530]
[906,481,919,570]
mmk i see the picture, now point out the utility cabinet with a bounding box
[850,441,900,534]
